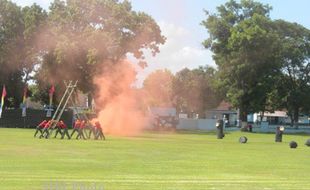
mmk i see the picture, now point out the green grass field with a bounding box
[0,128,309,190]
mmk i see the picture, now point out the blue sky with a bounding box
[12,0,310,84]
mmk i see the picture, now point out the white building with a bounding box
[250,111,310,125]
[205,101,238,126]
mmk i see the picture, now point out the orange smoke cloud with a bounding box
[93,60,147,136]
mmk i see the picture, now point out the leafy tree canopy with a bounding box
[36,0,166,95]
[202,0,310,124]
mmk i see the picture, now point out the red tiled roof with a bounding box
[215,101,233,111]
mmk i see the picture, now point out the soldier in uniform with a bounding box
[86,120,96,139]
[40,120,52,139]
[54,121,63,138]
[95,121,105,140]
[275,126,284,142]
[216,119,225,139]
[70,119,81,139]
[76,120,86,140]
[59,120,70,139]
[34,120,47,138]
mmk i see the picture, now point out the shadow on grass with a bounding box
[251,131,310,137]
[143,129,232,136]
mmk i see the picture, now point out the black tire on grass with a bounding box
[289,141,298,149]
[239,136,248,143]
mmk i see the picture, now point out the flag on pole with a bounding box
[23,86,28,104]
[47,85,55,117]
[0,85,7,118]
[49,85,55,106]
[22,86,28,117]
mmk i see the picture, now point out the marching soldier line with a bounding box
[34,119,105,140]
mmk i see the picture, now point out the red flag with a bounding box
[23,86,28,104]
[49,85,55,106]
[49,85,55,95]
[0,85,6,118]
[1,85,7,107]
[2,85,6,99]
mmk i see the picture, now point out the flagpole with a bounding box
[0,85,7,119]
[22,86,28,128]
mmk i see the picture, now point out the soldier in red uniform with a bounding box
[34,120,47,138]
[83,120,93,139]
[84,120,96,139]
[40,120,52,139]
[54,121,63,138]
[70,119,81,139]
[59,120,70,139]
[76,120,86,140]
[95,121,105,140]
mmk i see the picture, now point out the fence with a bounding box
[0,109,73,128]
[177,118,217,131]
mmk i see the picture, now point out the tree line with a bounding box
[143,67,222,118]
[201,0,310,126]
[144,0,310,126]
[1,0,310,126]
[0,0,165,108]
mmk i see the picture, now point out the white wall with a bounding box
[177,118,217,131]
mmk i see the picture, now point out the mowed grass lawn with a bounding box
[0,128,309,190]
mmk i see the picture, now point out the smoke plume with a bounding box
[93,60,147,136]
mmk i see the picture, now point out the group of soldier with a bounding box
[34,118,105,140]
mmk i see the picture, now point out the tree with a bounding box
[202,0,281,122]
[21,3,48,82]
[36,0,165,101]
[0,0,23,108]
[202,0,310,125]
[0,1,47,108]
[172,66,221,117]
[271,20,310,127]
[143,69,174,107]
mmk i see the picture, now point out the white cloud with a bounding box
[132,21,215,87]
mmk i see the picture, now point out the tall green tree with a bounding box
[21,3,48,82]
[202,0,281,122]
[0,1,46,108]
[0,0,24,108]
[203,0,310,125]
[143,69,174,107]
[272,20,310,127]
[36,0,165,101]
[172,66,221,117]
